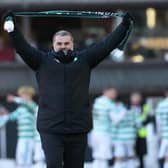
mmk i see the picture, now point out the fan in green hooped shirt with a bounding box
[6,86,37,139]
[91,88,118,168]
[5,86,37,168]
[6,86,45,167]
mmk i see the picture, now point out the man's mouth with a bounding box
[62,50,68,55]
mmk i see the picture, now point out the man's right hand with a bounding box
[3,11,15,33]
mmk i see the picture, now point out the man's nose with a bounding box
[61,44,66,49]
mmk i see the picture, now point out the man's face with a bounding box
[109,89,118,100]
[105,89,118,100]
[130,94,141,105]
[53,35,74,53]
[19,93,33,101]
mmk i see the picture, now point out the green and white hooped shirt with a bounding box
[9,101,37,139]
[92,96,117,136]
[156,98,168,140]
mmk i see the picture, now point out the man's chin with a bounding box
[62,50,68,55]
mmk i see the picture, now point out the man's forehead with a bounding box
[54,35,73,41]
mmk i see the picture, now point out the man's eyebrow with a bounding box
[64,42,70,44]
[56,42,62,44]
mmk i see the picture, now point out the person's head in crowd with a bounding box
[17,86,36,101]
[103,87,118,101]
[130,92,142,105]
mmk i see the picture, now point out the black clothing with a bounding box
[40,133,87,168]
[122,12,134,26]
[136,137,147,155]
[136,137,147,168]
[9,21,131,134]
[7,14,133,168]
[56,50,75,63]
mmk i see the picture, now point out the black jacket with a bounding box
[9,21,131,134]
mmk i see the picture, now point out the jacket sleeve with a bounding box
[9,26,44,71]
[79,21,133,68]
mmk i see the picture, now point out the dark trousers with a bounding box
[159,159,164,168]
[136,137,147,168]
[139,155,144,168]
[40,132,87,168]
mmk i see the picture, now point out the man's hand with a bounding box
[122,12,134,27]
[3,11,15,33]
[110,48,124,62]
[6,94,15,103]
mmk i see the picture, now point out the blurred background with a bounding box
[0,0,168,168]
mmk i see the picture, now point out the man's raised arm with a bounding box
[79,12,134,68]
[3,11,44,71]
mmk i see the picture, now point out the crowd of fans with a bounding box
[0,86,168,168]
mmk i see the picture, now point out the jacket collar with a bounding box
[50,50,77,63]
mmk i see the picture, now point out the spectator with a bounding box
[156,89,168,168]
[130,92,149,168]
[90,88,118,168]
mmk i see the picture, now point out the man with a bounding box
[4,86,37,168]
[3,11,133,168]
[156,90,168,168]
[7,92,45,168]
[112,101,142,168]
[109,99,127,168]
[130,92,149,168]
[90,88,118,168]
